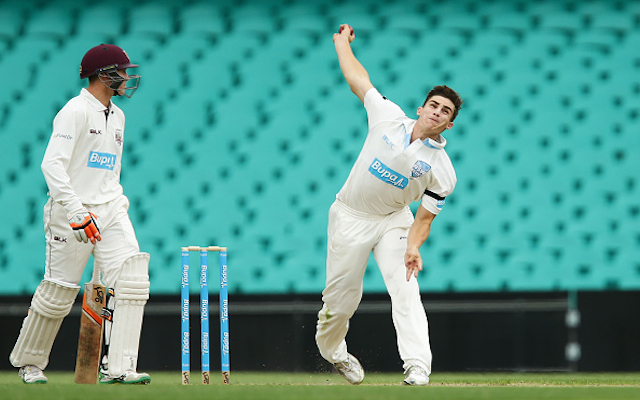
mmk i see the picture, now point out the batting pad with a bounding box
[10,279,80,369]
[107,252,150,377]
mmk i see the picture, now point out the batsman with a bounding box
[9,44,151,385]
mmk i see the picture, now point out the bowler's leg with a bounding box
[316,202,373,364]
[374,227,432,375]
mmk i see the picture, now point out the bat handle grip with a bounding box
[91,265,103,286]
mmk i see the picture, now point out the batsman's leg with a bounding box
[99,287,115,377]
[101,253,151,384]
[10,279,80,374]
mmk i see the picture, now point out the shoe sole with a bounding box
[403,380,429,386]
[336,369,364,385]
[100,377,151,385]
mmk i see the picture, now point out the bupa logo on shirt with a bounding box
[369,158,407,189]
[87,151,116,170]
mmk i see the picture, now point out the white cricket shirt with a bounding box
[336,88,457,215]
[41,88,125,214]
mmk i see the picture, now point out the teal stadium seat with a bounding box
[0,163,47,295]
[76,4,125,36]
[384,11,432,35]
[128,3,175,38]
[487,10,534,34]
[229,4,277,36]
[470,30,521,60]
[179,3,225,36]
[438,9,485,35]
[0,7,24,42]
[537,11,586,35]
[282,36,341,99]
[0,95,52,166]
[589,11,635,41]
[1,229,45,294]
[1,35,58,107]
[22,5,74,39]
[279,3,328,34]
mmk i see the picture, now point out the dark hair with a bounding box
[423,85,463,121]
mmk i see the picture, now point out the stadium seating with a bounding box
[0,0,639,295]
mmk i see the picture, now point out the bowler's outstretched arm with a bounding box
[333,24,374,103]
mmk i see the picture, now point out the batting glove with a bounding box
[68,209,102,244]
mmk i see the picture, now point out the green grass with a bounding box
[1,371,639,400]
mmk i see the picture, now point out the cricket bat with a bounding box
[74,266,106,384]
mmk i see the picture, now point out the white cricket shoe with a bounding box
[99,354,109,378]
[403,365,429,386]
[19,365,48,384]
[334,353,364,385]
[99,371,151,385]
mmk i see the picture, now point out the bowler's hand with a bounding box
[334,24,355,43]
[404,247,423,281]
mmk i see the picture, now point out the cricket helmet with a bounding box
[80,44,141,98]
[80,44,138,79]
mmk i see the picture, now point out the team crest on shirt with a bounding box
[115,129,123,146]
[411,160,431,178]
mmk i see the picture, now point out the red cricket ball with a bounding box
[339,26,354,35]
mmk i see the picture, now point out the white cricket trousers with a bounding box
[315,200,433,374]
[43,194,140,288]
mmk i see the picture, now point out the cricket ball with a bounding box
[339,26,354,35]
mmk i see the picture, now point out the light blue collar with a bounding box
[404,131,445,149]
[403,119,446,149]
